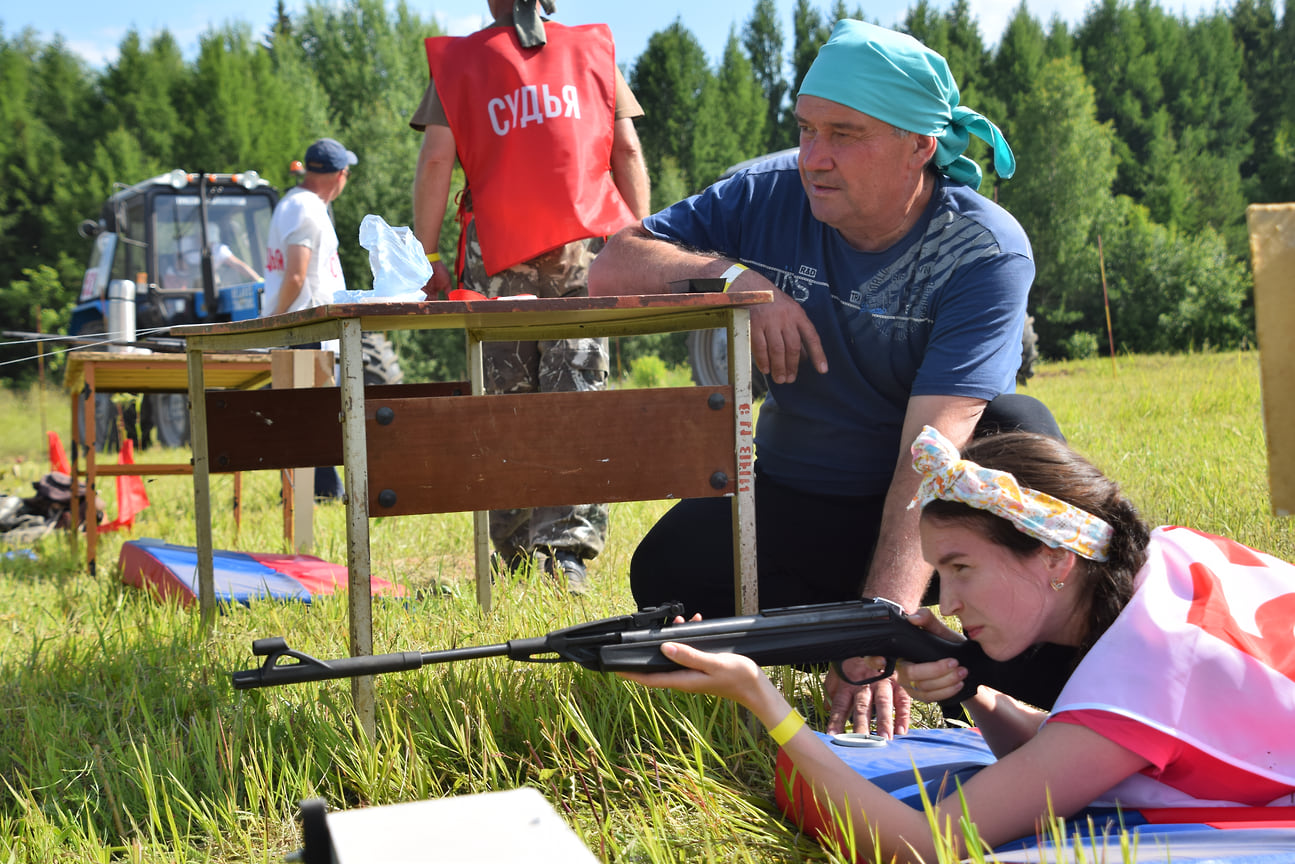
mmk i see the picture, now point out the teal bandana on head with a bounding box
[798,19,1015,189]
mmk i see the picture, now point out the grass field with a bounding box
[0,350,1288,862]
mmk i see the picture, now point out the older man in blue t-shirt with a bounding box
[589,20,1064,737]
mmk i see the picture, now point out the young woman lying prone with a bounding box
[621,426,1295,862]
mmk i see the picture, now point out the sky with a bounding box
[7,0,1223,70]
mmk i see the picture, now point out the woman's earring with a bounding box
[1050,579,1065,591]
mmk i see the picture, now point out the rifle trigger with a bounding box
[632,602,686,627]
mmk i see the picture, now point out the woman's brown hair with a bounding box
[920,431,1150,658]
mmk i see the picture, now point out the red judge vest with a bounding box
[425,24,635,275]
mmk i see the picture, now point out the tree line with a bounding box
[1,0,1290,385]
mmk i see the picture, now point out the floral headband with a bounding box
[908,426,1113,561]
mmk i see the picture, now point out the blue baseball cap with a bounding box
[304,138,358,173]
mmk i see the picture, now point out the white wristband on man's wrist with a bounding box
[721,263,748,292]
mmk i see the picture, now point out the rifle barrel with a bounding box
[419,642,513,664]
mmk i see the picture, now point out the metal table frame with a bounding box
[176,293,768,734]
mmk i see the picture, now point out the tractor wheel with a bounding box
[361,332,404,386]
[1018,315,1039,386]
[686,329,768,397]
[146,393,191,448]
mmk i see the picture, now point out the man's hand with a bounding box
[824,659,912,738]
[729,274,827,383]
[421,260,452,300]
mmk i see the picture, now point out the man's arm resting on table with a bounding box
[413,124,457,297]
[588,226,827,381]
[271,245,311,316]
[825,393,987,735]
[588,224,731,296]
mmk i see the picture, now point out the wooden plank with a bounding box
[1248,203,1295,516]
[205,382,470,472]
[172,293,774,342]
[65,351,272,393]
[365,387,737,517]
[92,463,192,476]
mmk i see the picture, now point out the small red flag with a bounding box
[47,431,71,474]
[98,439,150,532]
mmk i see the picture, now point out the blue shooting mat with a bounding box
[775,727,1295,863]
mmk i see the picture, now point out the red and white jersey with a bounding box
[1050,526,1295,808]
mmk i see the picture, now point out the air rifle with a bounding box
[233,598,990,700]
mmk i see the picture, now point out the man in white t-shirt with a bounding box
[263,137,356,501]
[262,137,355,316]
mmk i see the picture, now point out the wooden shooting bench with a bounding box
[1247,203,1295,517]
[174,292,770,736]
[63,350,274,575]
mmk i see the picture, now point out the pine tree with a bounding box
[631,19,710,191]
[996,56,1118,355]
[743,0,791,150]
[691,31,768,190]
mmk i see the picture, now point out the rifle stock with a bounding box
[232,599,988,701]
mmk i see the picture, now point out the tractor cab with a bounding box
[71,170,279,449]
[72,169,278,338]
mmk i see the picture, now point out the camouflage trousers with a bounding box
[461,221,610,562]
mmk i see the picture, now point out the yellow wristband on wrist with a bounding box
[721,262,748,292]
[427,252,441,263]
[768,709,805,747]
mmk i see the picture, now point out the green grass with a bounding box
[0,350,1287,862]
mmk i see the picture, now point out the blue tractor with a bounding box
[72,169,401,450]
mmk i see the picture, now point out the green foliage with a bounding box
[630,20,711,193]
[1093,196,1252,354]
[743,0,792,151]
[627,353,670,388]
[647,155,690,213]
[790,0,833,100]
[608,333,690,381]
[1061,330,1100,360]
[996,56,1118,355]
[293,0,442,293]
[0,267,73,386]
[690,33,768,189]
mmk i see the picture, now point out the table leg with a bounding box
[188,346,216,628]
[69,390,80,564]
[467,331,492,612]
[84,367,99,577]
[339,320,376,738]
[730,309,759,615]
[233,472,242,540]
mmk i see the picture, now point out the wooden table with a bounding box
[175,293,770,735]
[63,350,274,575]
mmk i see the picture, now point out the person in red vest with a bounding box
[410,0,650,594]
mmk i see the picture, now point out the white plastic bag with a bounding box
[334,214,431,303]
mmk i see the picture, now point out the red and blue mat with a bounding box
[119,538,404,606]
[776,727,1295,862]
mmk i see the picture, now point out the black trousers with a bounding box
[629,393,1078,710]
